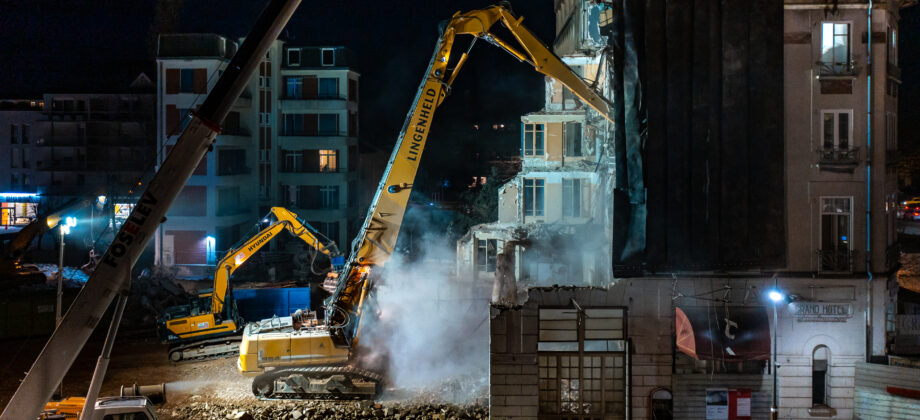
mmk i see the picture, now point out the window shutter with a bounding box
[303,76,318,99]
[304,114,318,136]
[193,69,208,93]
[166,69,180,94]
[166,105,179,134]
[304,149,320,172]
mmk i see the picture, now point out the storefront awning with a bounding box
[675,306,770,361]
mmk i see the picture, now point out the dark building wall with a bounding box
[611,0,785,274]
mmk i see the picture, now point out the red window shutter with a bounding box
[193,68,207,93]
[166,105,178,134]
[166,69,179,94]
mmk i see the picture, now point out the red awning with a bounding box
[675,306,771,361]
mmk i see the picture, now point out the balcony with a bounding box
[817,148,859,172]
[817,249,854,274]
[816,60,858,78]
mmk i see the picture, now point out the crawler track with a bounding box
[252,366,381,400]
[168,336,242,363]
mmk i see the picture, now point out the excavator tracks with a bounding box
[252,366,382,400]
[168,336,242,363]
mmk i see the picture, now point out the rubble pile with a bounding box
[124,266,192,327]
[165,400,488,420]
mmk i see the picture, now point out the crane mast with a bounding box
[0,1,301,418]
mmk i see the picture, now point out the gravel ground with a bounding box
[0,334,488,419]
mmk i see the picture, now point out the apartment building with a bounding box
[480,1,908,419]
[0,99,42,228]
[155,34,359,275]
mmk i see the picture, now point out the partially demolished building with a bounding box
[476,1,910,419]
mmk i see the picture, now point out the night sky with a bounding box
[2,2,917,165]
[0,0,554,164]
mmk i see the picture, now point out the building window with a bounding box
[318,114,338,135]
[218,149,247,175]
[564,122,582,157]
[288,48,301,66]
[562,179,583,218]
[310,221,339,244]
[820,22,851,75]
[889,27,898,66]
[21,125,29,144]
[321,48,335,66]
[812,346,830,407]
[10,124,18,144]
[887,112,898,151]
[10,148,20,168]
[179,68,195,93]
[319,149,337,172]
[820,197,852,272]
[523,123,544,156]
[821,110,852,151]
[284,114,305,135]
[284,150,303,172]
[524,178,545,217]
[476,239,497,272]
[537,308,626,416]
[319,78,338,98]
[321,186,339,209]
[285,76,303,99]
[259,112,270,127]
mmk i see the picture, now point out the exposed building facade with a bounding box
[480,1,908,419]
[0,99,43,228]
[155,34,359,275]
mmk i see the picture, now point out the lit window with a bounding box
[524,178,545,217]
[523,123,545,156]
[820,197,852,272]
[319,149,337,172]
[820,22,851,74]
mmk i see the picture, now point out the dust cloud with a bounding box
[359,232,489,403]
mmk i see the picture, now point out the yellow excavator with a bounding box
[157,207,340,362]
[237,4,615,399]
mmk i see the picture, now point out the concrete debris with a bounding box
[164,400,488,420]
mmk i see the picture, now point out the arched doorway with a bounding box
[650,387,673,420]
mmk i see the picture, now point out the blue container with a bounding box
[233,287,310,323]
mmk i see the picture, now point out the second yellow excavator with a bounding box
[237,4,614,399]
[157,207,340,362]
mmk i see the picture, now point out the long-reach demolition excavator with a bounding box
[158,207,340,362]
[237,4,615,399]
[0,1,299,418]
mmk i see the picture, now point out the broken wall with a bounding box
[610,0,786,274]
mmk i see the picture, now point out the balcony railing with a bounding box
[279,165,342,174]
[217,166,251,176]
[280,130,348,137]
[281,93,348,101]
[818,249,854,273]
[816,59,857,77]
[818,148,858,164]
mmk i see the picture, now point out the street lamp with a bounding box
[769,283,785,420]
[53,216,76,399]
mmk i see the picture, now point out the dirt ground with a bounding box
[0,332,488,419]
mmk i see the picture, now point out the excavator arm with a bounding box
[325,4,614,348]
[210,207,338,315]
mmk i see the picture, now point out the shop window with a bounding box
[537,307,627,417]
[476,239,497,272]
